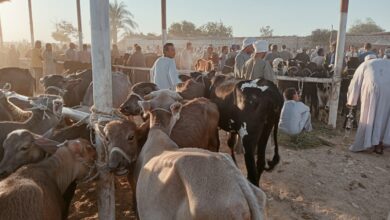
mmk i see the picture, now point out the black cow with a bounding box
[179,72,283,186]
[0,67,35,96]
[63,61,92,74]
[41,69,92,107]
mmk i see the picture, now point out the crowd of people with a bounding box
[1,37,389,153]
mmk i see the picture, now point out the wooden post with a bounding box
[328,0,349,128]
[76,0,83,49]
[161,0,167,46]
[89,0,115,219]
[28,0,34,47]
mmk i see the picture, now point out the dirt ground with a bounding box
[68,119,390,220]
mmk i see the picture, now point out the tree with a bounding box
[259,26,273,37]
[348,17,385,34]
[198,21,233,37]
[168,21,200,37]
[310,29,337,46]
[109,0,138,44]
[51,20,78,44]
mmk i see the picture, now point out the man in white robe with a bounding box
[347,56,390,153]
[234,37,256,78]
[150,43,181,90]
[279,88,312,136]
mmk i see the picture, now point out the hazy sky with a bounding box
[0,0,389,43]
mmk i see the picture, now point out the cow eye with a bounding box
[105,137,110,143]
[20,146,29,151]
[128,135,134,141]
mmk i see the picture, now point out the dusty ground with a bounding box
[68,119,390,220]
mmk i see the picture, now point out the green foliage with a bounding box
[168,20,232,37]
[348,17,385,34]
[259,26,273,37]
[109,0,138,44]
[51,20,78,43]
[310,29,337,46]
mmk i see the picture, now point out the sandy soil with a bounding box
[68,121,390,220]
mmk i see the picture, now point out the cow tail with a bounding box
[265,115,280,171]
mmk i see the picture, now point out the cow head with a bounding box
[104,120,149,175]
[0,129,60,179]
[28,95,63,120]
[119,82,158,116]
[139,90,183,135]
[40,74,82,96]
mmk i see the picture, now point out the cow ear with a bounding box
[39,76,48,84]
[136,120,149,141]
[178,74,191,82]
[33,136,60,154]
[170,102,182,120]
[138,101,151,113]
[207,70,216,79]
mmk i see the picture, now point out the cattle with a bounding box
[63,61,91,74]
[0,95,63,159]
[81,72,132,108]
[41,70,92,107]
[0,139,96,220]
[119,82,158,117]
[177,72,283,186]
[0,90,32,122]
[41,70,132,108]
[134,90,266,220]
[0,67,35,96]
[120,87,220,152]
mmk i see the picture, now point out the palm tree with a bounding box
[109,0,138,44]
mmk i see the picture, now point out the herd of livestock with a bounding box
[0,56,360,219]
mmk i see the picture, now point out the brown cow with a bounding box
[0,90,32,122]
[0,139,96,220]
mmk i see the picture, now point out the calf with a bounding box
[0,139,96,220]
[135,90,266,220]
[0,90,32,122]
[0,95,63,159]
[178,73,283,186]
[0,67,35,96]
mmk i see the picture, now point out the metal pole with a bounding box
[89,0,115,219]
[28,0,34,47]
[76,0,83,49]
[161,0,167,46]
[0,16,3,48]
[328,0,349,128]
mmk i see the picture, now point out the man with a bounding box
[228,44,239,59]
[279,45,292,61]
[358,43,376,62]
[150,43,180,90]
[311,48,325,67]
[294,48,310,63]
[325,42,337,67]
[347,55,390,154]
[179,42,194,70]
[234,37,256,78]
[279,88,312,136]
[127,45,147,84]
[30,40,43,93]
[79,44,91,63]
[203,44,219,69]
[243,40,276,83]
[7,45,20,67]
[65,42,78,61]
[264,44,281,64]
[219,46,229,70]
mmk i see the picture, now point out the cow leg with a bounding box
[242,135,260,186]
[62,181,77,220]
[256,123,274,184]
[227,132,237,163]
